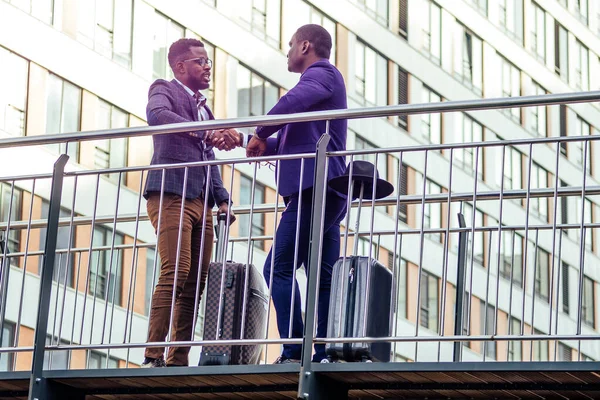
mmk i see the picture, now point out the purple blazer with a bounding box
[255,59,347,197]
[144,79,229,207]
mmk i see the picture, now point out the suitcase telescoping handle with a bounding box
[214,212,229,264]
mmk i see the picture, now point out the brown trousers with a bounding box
[145,193,213,366]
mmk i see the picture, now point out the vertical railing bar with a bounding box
[453,213,468,362]
[390,151,404,362]
[241,162,259,339]
[298,132,329,399]
[438,147,454,362]
[125,246,141,368]
[548,141,562,338]
[576,140,589,360]
[57,175,78,350]
[414,149,429,362]
[29,154,68,400]
[67,251,83,369]
[123,170,146,366]
[288,159,305,340]
[145,168,167,342]
[87,251,102,368]
[190,165,212,339]
[103,172,124,361]
[493,145,507,344]
[482,225,494,361]
[263,157,281,364]
[80,174,101,346]
[337,156,354,339]
[166,166,190,356]
[466,146,481,339]
[13,178,36,360]
[529,229,540,362]
[520,143,534,337]
[552,230,564,360]
[362,152,379,339]
[505,230,517,361]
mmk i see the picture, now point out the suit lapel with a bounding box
[170,79,198,122]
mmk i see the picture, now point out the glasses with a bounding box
[183,57,213,68]
[259,161,276,172]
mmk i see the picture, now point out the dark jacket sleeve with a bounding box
[205,149,231,207]
[255,65,335,139]
[146,80,205,141]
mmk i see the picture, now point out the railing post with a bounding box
[298,134,330,400]
[29,154,69,400]
[453,213,468,362]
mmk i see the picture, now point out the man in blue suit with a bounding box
[246,24,348,363]
[142,38,234,368]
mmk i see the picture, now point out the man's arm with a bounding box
[146,81,205,140]
[255,65,335,139]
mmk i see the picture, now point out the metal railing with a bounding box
[0,91,599,399]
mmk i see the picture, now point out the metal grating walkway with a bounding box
[2,362,600,399]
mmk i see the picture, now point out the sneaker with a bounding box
[273,355,301,364]
[141,356,167,368]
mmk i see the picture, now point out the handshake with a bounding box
[206,129,267,158]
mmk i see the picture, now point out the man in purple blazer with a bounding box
[247,24,348,363]
[142,38,234,368]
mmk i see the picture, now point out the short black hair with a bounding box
[168,38,204,70]
[295,24,332,59]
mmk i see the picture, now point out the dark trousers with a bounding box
[263,189,346,361]
[145,193,214,366]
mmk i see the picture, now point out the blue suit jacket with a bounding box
[255,60,347,197]
[144,79,229,207]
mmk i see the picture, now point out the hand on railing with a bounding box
[246,135,267,158]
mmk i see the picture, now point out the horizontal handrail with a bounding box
[0,91,598,149]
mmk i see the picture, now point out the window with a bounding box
[583,276,595,327]
[555,22,568,81]
[45,74,82,162]
[574,0,589,25]
[573,40,590,91]
[455,114,483,178]
[237,65,280,118]
[352,0,389,26]
[496,143,522,191]
[308,6,337,63]
[422,0,441,64]
[5,0,60,25]
[39,201,75,287]
[453,25,483,95]
[562,262,570,314]
[480,300,496,359]
[498,0,523,43]
[355,134,388,187]
[152,12,184,80]
[419,271,438,331]
[0,184,22,261]
[238,0,281,48]
[500,56,521,123]
[43,336,69,370]
[145,248,159,316]
[77,0,133,68]
[529,163,549,220]
[355,40,389,106]
[528,82,547,137]
[0,47,28,136]
[532,329,548,361]
[89,227,123,305]
[463,203,484,264]
[571,116,592,176]
[239,175,265,249]
[388,254,407,319]
[95,100,129,182]
[88,350,119,368]
[421,87,442,144]
[507,317,522,361]
[398,0,408,39]
[557,343,572,361]
[0,322,14,371]
[397,68,409,129]
[559,105,568,154]
[466,0,488,15]
[528,2,546,62]
[499,231,524,287]
[388,158,408,223]
[534,247,550,302]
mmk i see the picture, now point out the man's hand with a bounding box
[246,135,267,158]
[218,202,236,225]
[207,129,242,151]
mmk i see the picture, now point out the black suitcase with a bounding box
[325,256,392,362]
[199,214,269,366]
